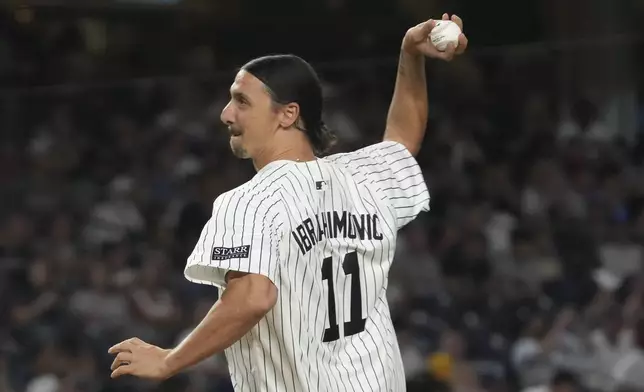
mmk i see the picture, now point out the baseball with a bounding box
[430,20,461,52]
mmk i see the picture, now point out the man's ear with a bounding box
[279,103,300,129]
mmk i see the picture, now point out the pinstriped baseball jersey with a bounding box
[184,141,430,392]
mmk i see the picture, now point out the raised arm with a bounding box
[383,14,467,156]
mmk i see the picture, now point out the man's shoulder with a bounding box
[216,182,282,205]
[212,177,286,218]
[325,140,407,164]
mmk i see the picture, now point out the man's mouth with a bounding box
[229,128,242,137]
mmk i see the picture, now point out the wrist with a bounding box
[400,39,419,56]
[401,41,428,62]
[401,35,420,56]
[162,348,178,378]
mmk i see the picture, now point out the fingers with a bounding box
[108,337,142,354]
[455,34,468,55]
[451,14,464,30]
[435,13,466,58]
[419,42,456,61]
[111,364,132,379]
[108,341,132,354]
[111,352,133,371]
[107,338,148,379]
[440,14,463,31]
[439,43,457,61]
[421,14,463,32]
[416,19,436,38]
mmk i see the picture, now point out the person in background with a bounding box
[427,329,483,392]
[522,370,582,392]
[585,282,641,390]
[612,317,644,392]
[511,309,576,389]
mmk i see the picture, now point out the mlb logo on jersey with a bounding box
[212,245,250,260]
[315,180,328,191]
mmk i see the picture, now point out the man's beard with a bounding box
[230,138,250,159]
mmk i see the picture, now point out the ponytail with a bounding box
[307,120,337,156]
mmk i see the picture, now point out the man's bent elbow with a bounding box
[248,275,278,316]
[227,272,278,317]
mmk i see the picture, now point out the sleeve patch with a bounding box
[212,245,251,260]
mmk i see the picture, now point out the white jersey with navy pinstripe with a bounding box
[185,141,430,392]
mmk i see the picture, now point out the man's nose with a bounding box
[220,101,234,125]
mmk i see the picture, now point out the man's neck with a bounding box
[252,149,316,171]
[252,133,317,171]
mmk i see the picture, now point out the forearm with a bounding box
[164,276,272,376]
[384,47,428,156]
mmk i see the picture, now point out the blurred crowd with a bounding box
[2,4,644,392]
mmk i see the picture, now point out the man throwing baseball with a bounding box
[108,14,467,392]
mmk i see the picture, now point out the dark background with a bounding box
[1,1,644,391]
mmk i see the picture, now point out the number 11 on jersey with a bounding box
[321,251,366,342]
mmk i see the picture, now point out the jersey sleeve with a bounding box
[326,141,430,229]
[184,191,285,288]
